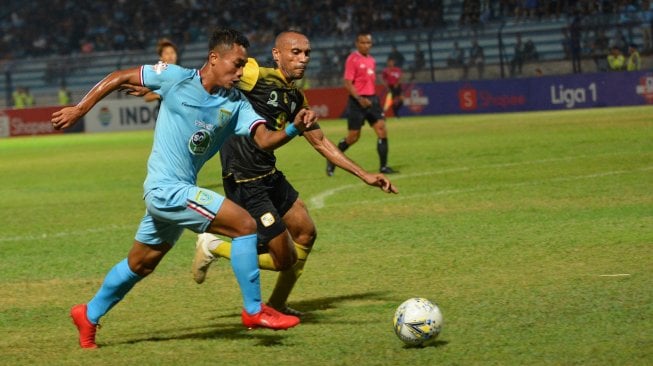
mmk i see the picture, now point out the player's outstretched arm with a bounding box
[304,128,398,194]
[252,108,318,151]
[51,68,142,130]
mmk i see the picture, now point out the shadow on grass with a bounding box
[111,291,389,347]
[401,339,449,349]
[115,322,290,347]
[208,290,390,324]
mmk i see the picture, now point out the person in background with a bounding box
[607,46,626,71]
[58,82,71,105]
[510,33,525,76]
[626,43,641,71]
[381,58,403,117]
[387,45,405,68]
[468,38,485,80]
[411,43,426,80]
[327,31,397,176]
[12,87,26,109]
[21,87,35,107]
[446,40,466,79]
[143,38,179,103]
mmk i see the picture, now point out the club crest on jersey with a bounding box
[194,189,213,205]
[188,129,211,155]
[152,61,168,75]
[275,112,288,130]
[260,212,275,227]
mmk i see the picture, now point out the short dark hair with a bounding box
[208,28,250,54]
[356,30,371,39]
[156,38,177,57]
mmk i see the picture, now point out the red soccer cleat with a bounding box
[70,304,98,349]
[241,303,300,330]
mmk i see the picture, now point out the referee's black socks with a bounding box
[337,139,349,152]
[378,138,388,168]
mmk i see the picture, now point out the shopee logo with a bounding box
[459,88,477,110]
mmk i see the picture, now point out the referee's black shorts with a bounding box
[346,95,385,130]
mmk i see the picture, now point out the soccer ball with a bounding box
[393,297,443,346]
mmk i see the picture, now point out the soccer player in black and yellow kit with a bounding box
[192,31,398,315]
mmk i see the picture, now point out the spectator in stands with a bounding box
[412,43,426,79]
[609,29,628,54]
[58,83,72,106]
[644,0,653,52]
[0,1,447,60]
[523,0,539,19]
[510,33,525,76]
[468,38,485,79]
[523,38,539,61]
[460,0,481,27]
[607,46,626,71]
[23,87,34,107]
[590,29,610,72]
[447,41,467,79]
[569,10,582,73]
[387,45,405,68]
[626,43,641,71]
[12,87,27,109]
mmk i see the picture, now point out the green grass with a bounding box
[1,106,652,365]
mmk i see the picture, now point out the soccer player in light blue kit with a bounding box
[51,28,313,349]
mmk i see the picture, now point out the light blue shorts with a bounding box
[135,184,225,245]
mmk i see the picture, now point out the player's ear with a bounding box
[272,48,280,63]
[208,51,217,65]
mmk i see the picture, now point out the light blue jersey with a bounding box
[141,62,265,192]
[134,62,266,245]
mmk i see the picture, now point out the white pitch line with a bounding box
[598,274,631,277]
[309,153,639,209]
[308,165,653,210]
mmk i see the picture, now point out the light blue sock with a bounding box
[87,258,142,324]
[230,234,262,315]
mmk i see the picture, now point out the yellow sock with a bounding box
[267,243,311,308]
[209,242,278,270]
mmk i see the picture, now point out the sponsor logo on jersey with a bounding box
[152,61,168,75]
[188,129,211,155]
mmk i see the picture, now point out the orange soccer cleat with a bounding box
[241,303,300,330]
[70,304,99,349]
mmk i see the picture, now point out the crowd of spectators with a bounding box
[0,0,444,60]
[459,0,651,26]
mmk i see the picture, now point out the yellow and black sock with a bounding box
[209,242,278,271]
[267,242,311,309]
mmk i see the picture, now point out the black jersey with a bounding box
[220,58,310,182]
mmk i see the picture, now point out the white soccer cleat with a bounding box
[192,233,223,284]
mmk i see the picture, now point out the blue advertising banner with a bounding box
[399,71,653,116]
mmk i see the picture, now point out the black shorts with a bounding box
[223,170,299,246]
[347,95,385,130]
[389,85,402,98]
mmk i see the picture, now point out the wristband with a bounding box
[285,123,300,138]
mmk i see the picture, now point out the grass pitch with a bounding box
[0,106,651,365]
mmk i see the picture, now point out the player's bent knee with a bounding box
[230,215,257,237]
[127,241,170,277]
[294,228,317,247]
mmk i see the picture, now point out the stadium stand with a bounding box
[1,0,650,107]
